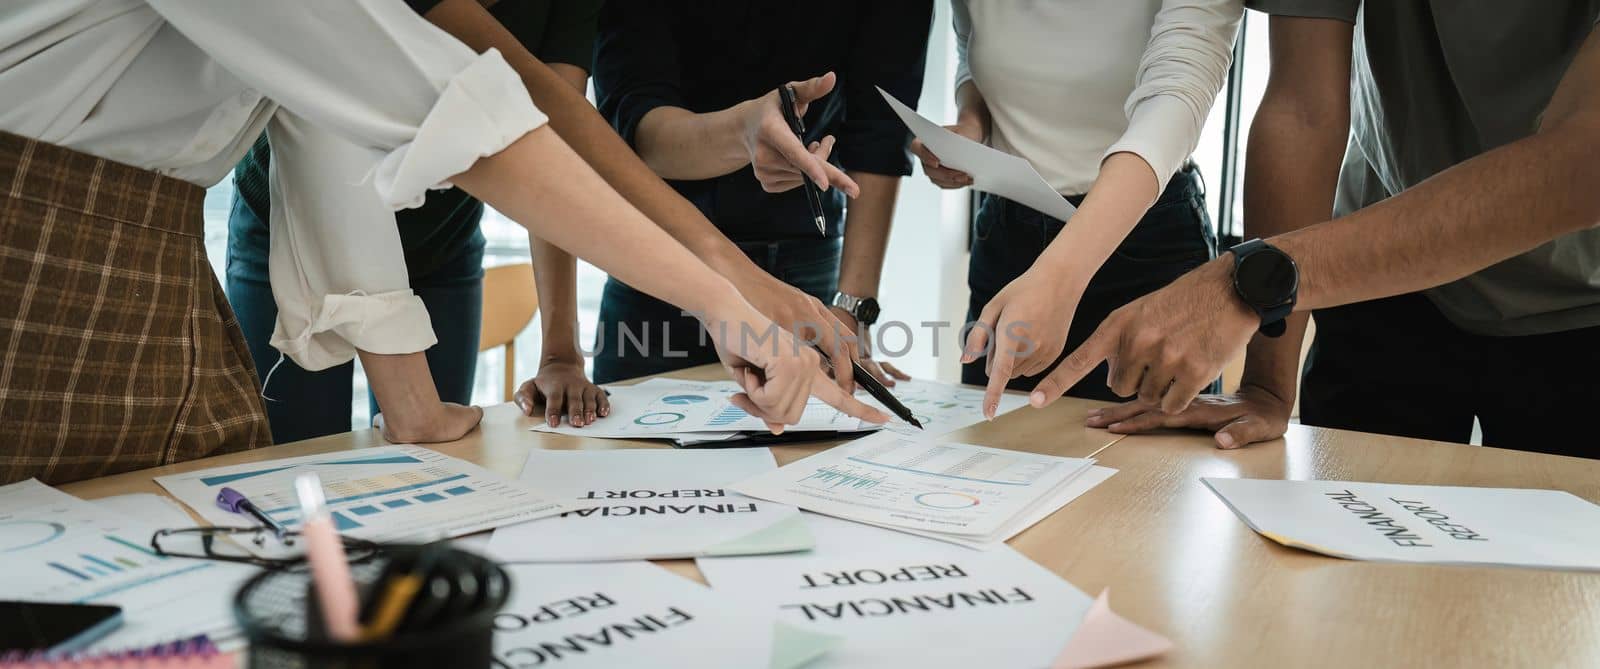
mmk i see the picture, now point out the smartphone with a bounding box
[0,601,123,655]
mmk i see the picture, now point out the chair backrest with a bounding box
[479,263,538,353]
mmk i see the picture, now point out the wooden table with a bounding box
[61,365,1600,668]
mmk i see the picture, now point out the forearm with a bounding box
[634,104,754,180]
[954,81,990,139]
[422,0,752,276]
[837,172,899,299]
[1277,115,1600,311]
[453,127,740,317]
[528,232,583,362]
[1032,152,1159,288]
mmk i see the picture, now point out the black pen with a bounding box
[849,361,923,430]
[777,84,828,237]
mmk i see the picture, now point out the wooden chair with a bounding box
[479,263,539,402]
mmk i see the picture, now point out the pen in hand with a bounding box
[777,83,829,237]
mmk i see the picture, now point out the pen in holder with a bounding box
[233,544,510,669]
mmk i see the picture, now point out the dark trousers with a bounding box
[592,236,842,383]
[962,165,1218,401]
[224,197,484,444]
[1302,292,1599,458]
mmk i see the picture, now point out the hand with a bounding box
[738,72,860,196]
[1031,257,1259,414]
[515,357,610,428]
[909,117,984,189]
[828,306,911,387]
[732,267,863,394]
[701,301,890,434]
[961,267,1083,418]
[1085,384,1292,449]
[374,402,484,444]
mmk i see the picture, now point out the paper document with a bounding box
[489,449,812,561]
[1204,477,1600,571]
[496,562,839,669]
[529,378,868,439]
[0,480,254,652]
[731,433,1097,545]
[858,378,1028,436]
[880,87,1076,223]
[697,513,1093,668]
[156,445,568,557]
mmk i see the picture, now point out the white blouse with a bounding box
[0,0,548,370]
[954,0,1242,196]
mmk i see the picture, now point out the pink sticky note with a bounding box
[1052,589,1173,669]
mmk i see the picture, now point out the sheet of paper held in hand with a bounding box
[1203,478,1600,571]
[489,449,813,562]
[496,561,839,669]
[879,86,1077,223]
[0,479,255,651]
[731,433,1104,547]
[156,445,570,558]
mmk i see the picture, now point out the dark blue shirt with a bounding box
[594,0,932,243]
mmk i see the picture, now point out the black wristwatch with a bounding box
[1226,239,1299,337]
[831,292,881,326]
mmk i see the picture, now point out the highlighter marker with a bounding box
[294,473,361,643]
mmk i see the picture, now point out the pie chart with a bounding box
[635,412,687,426]
[661,394,709,405]
[914,492,981,509]
[0,520,67,552]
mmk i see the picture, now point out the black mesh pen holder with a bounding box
[234,544,510,669]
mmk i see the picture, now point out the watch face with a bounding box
[858,299,881,325]
[1236,249,1298,306]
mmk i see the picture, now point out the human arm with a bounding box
[830,172,911,383]
[960,0,1243,417]
[422,0,868,392]
[1088,15,1352,447]
[1039,22,1600,416]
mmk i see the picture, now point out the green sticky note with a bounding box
[770,622,842,669]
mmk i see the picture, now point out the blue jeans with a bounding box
[224,197,484,444]
[592,236,842,383]
[962,165,1218,401]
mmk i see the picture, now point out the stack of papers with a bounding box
[1204,478,1600,571]
[496,562,838,669]
[528,377,1030,446]
[489,449,813,561]
[731,433,1115,548]
[156,445,571,557]
[0,479,255,651]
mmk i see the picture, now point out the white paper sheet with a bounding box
[876,465,1117,550]
[528,378,862,439]
[156,445,568,557]
[879,87,1077,223]
[496,562,839,669]
[489,449,812,561]
[1203,477,1600,571]
[732,433,1095,542]
[0,480,254,652]
[857,378,1029,436]
[697,513,1093,668]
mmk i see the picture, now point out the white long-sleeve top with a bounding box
[0,0,548,370]
[954,0,1242,196]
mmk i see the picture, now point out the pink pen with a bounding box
[294,473,361,643]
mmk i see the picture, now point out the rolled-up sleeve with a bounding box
[264,111,436,371]
[1244,0,1359,22]
[592,0,685,148]
[147,0,547,209]
[952,0,975,97]
[1104,0,1243,192]
[838,0,933,176]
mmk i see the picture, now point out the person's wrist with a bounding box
[955,108,988,140]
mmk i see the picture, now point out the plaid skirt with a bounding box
[0,132,270,484]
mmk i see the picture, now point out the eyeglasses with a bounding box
[151,527,381,568]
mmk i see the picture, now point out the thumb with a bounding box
[1215,415,1274,449]
[788,71,837,106]
[1030,323,1117,408]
